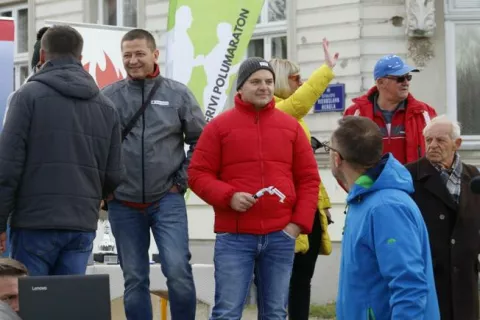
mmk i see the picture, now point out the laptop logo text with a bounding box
[32,286,47,291]
[151,100,169,106]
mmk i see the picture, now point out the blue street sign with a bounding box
[314,83,345,113]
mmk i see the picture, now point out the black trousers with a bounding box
[288,209,322,320]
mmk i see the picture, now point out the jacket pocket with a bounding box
[278,178,296,207]
[281,229,297,241]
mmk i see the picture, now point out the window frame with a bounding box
[250,0,288,61]
[97,0,137,27]
[258,0,287,26]
[445,0,480,18]
[445,1,480,143]
[0,3,28,57]
[225,1,288,110]
[0,4,29,90]
[14,63,29,90]
[248,34,288,61]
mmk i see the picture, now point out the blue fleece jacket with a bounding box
[336,153,440,320]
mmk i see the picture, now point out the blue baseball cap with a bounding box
[373,55,419,80]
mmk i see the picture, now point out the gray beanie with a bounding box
[236,57,275,90]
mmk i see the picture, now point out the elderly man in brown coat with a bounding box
[406,115,480,320]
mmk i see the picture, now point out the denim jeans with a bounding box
[10,228,95,276]
[2,225,10,258]
[108,193,196,320]
[211,230,296,320]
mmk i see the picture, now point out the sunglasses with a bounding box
[288,74,301,83]
[385,74,412,83]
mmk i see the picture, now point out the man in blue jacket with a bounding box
[327,116,439,319]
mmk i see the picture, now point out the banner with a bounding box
[165,0,265,121]
[0,17,14,257]
[45,21,131,89]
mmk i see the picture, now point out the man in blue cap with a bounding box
[344,54,437,164]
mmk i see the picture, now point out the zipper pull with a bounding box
[255,113,259,123]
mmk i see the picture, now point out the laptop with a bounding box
[18,274,111,320]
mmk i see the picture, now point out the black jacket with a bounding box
[406,157,480,320]
[0,56,124,232]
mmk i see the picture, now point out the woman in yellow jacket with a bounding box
[271,38,338,320]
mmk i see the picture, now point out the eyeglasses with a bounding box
[320,141,344,160]
[385,74,412,83]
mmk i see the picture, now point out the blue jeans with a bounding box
[211,230,296,320]
[108,193,196,320]
[10,228,95,276]
[2,224,10,257]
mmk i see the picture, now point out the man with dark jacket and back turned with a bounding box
[0,25,124,276]
[101,29,205,320]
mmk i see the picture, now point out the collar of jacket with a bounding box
[234,93,275,115]
[416,154,465,180]
[431,152,462,176]
[415,157,453,181]
[414,157,438,180]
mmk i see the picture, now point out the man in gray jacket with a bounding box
[0,26,124,275]
[101,29,205,320]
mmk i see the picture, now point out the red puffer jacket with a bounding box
[188,94,320,235]
[344,86,437,164]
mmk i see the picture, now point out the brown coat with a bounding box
[406,157,480,320]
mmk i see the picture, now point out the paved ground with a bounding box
[111,298,335,319]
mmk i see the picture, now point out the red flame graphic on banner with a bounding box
[83,52,124,89]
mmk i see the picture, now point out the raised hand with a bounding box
[323,38,339,69]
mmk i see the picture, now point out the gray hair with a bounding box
[423,114,461,139]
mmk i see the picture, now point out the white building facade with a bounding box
[1,0,480,303]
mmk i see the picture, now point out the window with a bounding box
[446,0,480,15]
[225,0,288,109]
[258,0,286,24]
[0,5,28,55]
[98,0,137,27]
[247,35,287,60]
[445,0,480,138]
[14,64,29,90]
[454,24,480,135]
[247,0,288,61]
[1,4,29,90]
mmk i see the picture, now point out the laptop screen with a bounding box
[18,274,110,320]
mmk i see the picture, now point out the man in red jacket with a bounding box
[188,57,320,319]
[344,55,437,164]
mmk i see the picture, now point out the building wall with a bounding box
[32,0,83,31]
[145,0,168,67]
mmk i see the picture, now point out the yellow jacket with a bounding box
[275,64,334,255]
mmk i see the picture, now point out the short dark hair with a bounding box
[41,25,83,60]
[0,258,28,277]
[332,116,383,168]
[36,27,50,41]
[121,29,157,51]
